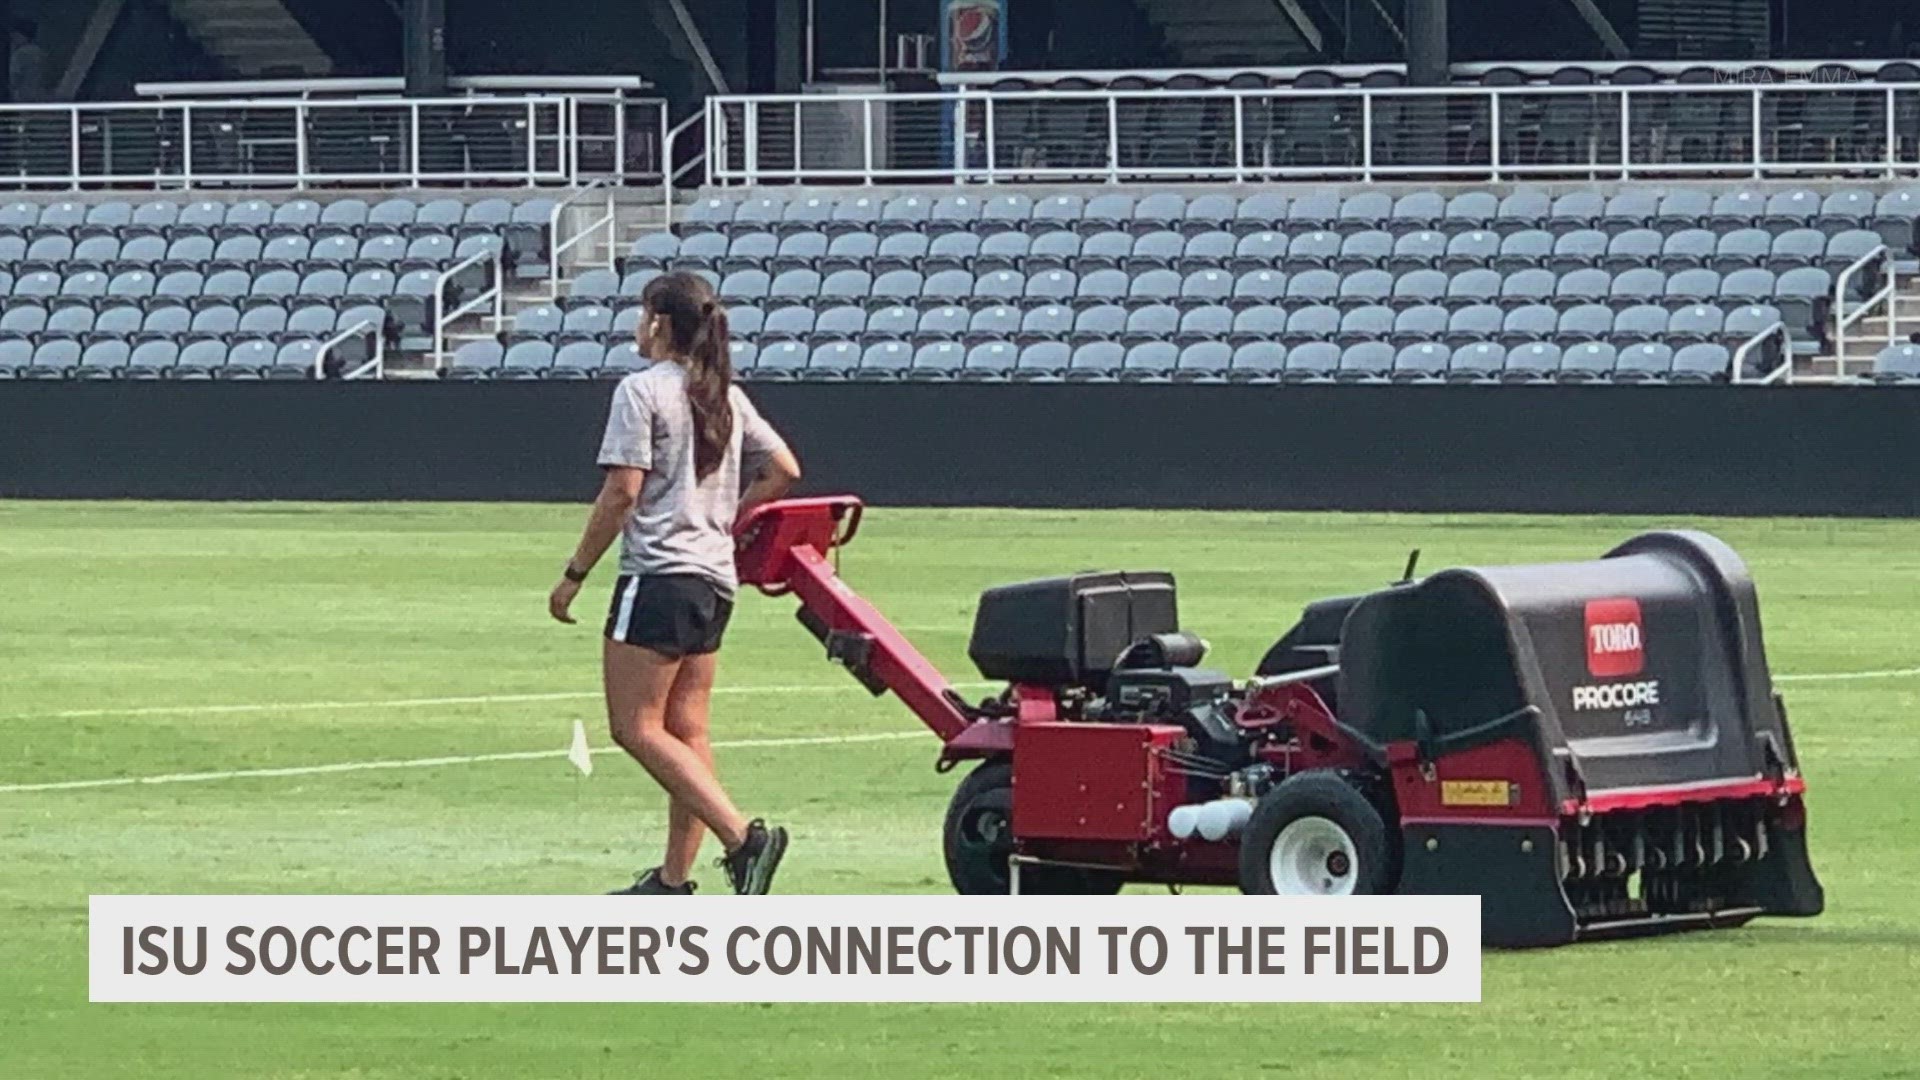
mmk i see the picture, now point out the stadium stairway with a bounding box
[428,196,678,379]
[1134,0,1317,68]
[1830,271,1920,379]
[169,0,334,78]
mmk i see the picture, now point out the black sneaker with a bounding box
[608,867,695,896]
[718,820,789,895]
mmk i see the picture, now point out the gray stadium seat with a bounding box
[965,305,1022,348]
[1229,341,1287,381]
[1719,268,1776,306]
[1494,230,1552,274]
[1557,341,1618,382]
[1031,194,1084,234]
[1229,305,1287,346]
[74,340,131,379]
[0,305,47,339]
[0,338,34,378]
[1762,189,1821,234]
[813,305,868,344]
[1767,228,1826,274]
[1176,341,1232,380]
[1610,304,1669,346]
[1442,230,1498,273]
[1018,305,1073,345]
[1335,230,1392,274]
[1121,341,1179,380]
[511,304,563,344]
[126,340,179,378]
[25,339,80,378]
[1602,228,1663,274]
[915,305,970,345]
[444,340,505,380]
[223,340,277,378]
[1501,341,1562,382]
[130,200,181,235]
[45,305,96,339]
[495,340,555,379]
[86,305,141,339]
[1444,191,1498,229]
[1707,191,1765,232]
[1448,342,1506,382]
[1175,305,1232,347]
[1390,342,1449,382]
[863,304,917,343]
[1285,231,1340,273]
[1871,343,1920,383]
[721,232,778,274]
[1556,303,1614,345]
[269,340,325,380]
[1670,342,1733,382]
[1599,190,1660,234]
[1232,269,1286,310]
[1179,231,1235,274]
[1606,267,1665,311]
[1666,304,1726,347]
[1549,229,1607,273]
[559,305,613,344]
[827,195,882,237]
[975,232,1030,274]
[1665,268,1721,305]
[1230,232,1287,274]
[1281,305,1340,348]
[1282,341,1340,382]
[728,340,759,372]
[1391,305,1448,348]
[1337,305,1393,347]
[779,197,834,238]
[961,341,1019,379]
[188,306,241,340]
[1547,192,1604,234]
[858,341,914,378]
[1066,341,1124,380]
[761,305,816,343]
[878,195,932,236]
[806,340,862,379]
[911,340,966,379]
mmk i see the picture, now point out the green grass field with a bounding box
[2,502,1917,1078]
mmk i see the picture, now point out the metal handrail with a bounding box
[433,250,505,368]
[664,111,708,232]
[705,81,1920,186]
[1833,244,1895,381]
[1731,320,1792,386]
[548,178,618,302]
[314,317,384,381]
[0,92,636,189]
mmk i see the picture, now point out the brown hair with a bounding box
[640,271,734,480]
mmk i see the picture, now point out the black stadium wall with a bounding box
[1,383,1917,517]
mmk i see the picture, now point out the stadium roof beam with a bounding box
[1564,0,1631,59]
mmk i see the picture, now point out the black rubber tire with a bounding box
[942,760,1125,895]
[1238,770,1396,896]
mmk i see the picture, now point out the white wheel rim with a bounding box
[1269,816,1359,895]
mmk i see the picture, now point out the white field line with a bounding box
[0,668,1910,796]
[1774,667,1920,683]
[0,732,929,794]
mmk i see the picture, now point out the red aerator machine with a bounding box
[733,496,1823,948]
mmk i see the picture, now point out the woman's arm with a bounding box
[549,466,645,624]
[738,443,802,520]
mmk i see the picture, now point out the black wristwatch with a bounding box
[563,562,591,584]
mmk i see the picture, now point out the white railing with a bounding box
[1732,321,1793,385]
[548,179,618,301]
[0,94,667,189]
[433,250,505,368]
[705,82,1920,186]
[315,317,385,381]
[1833,244,1896,380]
[664,111,708,232]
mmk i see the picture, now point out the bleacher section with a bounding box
[455,185,1920,385]
[0,196,555,379]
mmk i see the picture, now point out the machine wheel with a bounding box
[942,761,1125,896]
[1239,771,1394,896]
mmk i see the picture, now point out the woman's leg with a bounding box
[658,651,719,886]
[603,638,750,851]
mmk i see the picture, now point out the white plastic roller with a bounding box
[1168,804,1203,839]
[1196,799,1254,841]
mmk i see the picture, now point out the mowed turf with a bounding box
[2,501,1917,1079]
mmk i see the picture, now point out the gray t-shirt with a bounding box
[595,362,789,595]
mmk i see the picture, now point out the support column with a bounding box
[404,0,447,97]
[1404,0,1448,87]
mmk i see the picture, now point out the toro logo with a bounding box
[1584,598,1644,678]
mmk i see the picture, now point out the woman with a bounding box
[548,271,802,896]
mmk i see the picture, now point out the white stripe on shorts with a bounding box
[611,575,641,640]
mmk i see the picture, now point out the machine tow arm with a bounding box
[733,497,974,742]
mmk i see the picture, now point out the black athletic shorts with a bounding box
[604,574,734,657]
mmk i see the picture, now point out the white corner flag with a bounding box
[566,720,594,777]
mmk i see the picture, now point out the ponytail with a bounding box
[640,271,736,481]
[685,301,734,480]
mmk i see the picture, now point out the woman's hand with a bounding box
[548,577,582,624]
